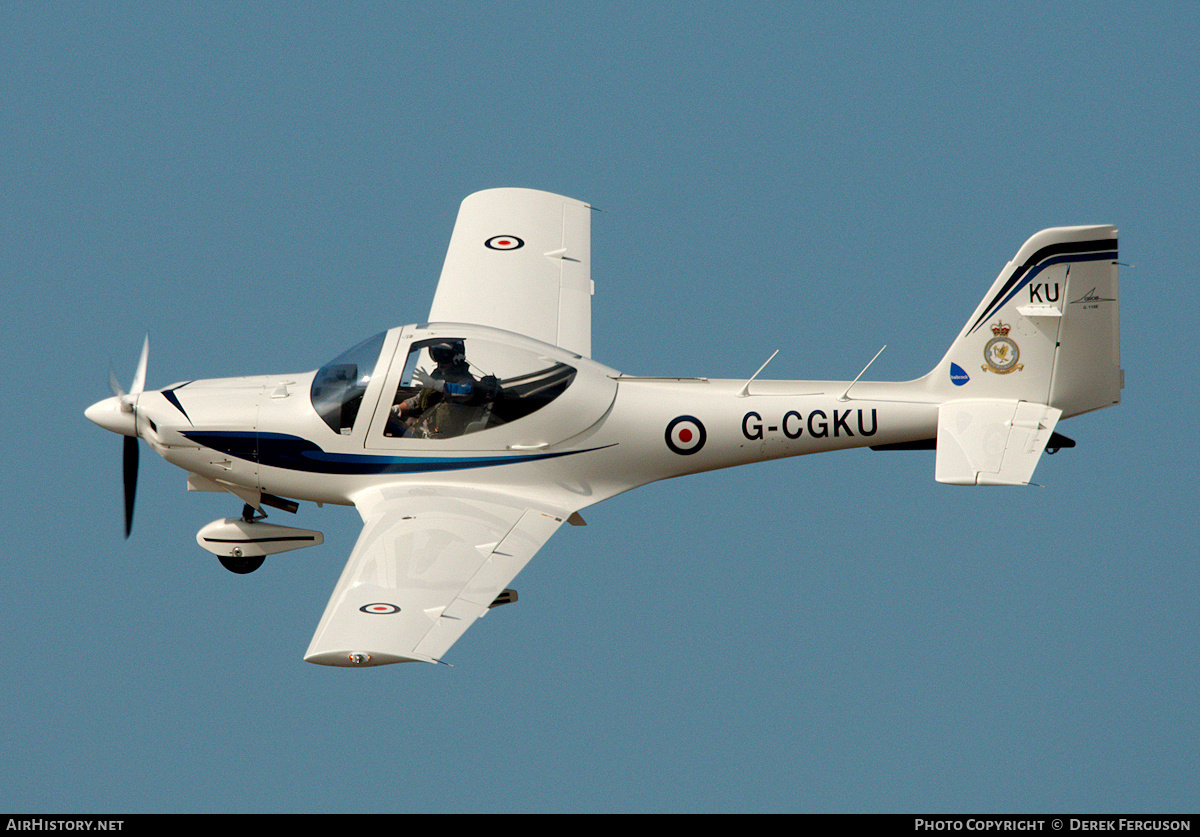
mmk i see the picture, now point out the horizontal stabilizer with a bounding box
[870,430,1074,453]
[935,401,1062,486]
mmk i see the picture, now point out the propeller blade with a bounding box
[108,367,125,398]
[123,434,138,538]
[130,335,149,396]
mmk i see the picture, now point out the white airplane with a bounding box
[85,188,1122,667]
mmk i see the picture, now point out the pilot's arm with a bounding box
[413,368,475,399]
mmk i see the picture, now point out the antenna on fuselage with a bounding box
[838,345,887,402]
[737,349,779,398]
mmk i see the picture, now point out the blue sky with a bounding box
[4,2,1198,813]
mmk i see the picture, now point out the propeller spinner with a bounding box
[85,336,149,537]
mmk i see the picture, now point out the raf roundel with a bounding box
[665,415,706,455]
[359,603,401,615]
[484,235,524,251]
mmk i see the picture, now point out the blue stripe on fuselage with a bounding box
[181,431,609,475]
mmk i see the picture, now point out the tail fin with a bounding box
[925,226,1121,486]
[928,225,1122,418]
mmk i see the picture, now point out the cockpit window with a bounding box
[311,331,387,434]
[385,337,576,439]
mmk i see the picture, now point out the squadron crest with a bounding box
[982,321,1023,374]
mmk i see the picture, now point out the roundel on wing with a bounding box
[665,415,706,455]
[359,603,400,615]
[485,235,524,251]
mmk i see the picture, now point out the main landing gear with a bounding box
[196,503,325,575]
[217,505,267,574]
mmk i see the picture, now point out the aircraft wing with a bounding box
[304,487,567,666]
[427,188,593,356]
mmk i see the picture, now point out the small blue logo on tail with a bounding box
[950,363,970,386]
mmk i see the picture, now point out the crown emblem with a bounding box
[982,320,1022,374]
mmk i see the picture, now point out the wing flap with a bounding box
[304,491,566,667]
[414,509,562,659]
[428,188,593,356]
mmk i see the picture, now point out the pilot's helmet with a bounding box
[429,340,466,366]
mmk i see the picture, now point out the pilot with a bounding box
[390,340,484,438]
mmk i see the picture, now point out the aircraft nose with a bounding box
[85,395,138,437]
